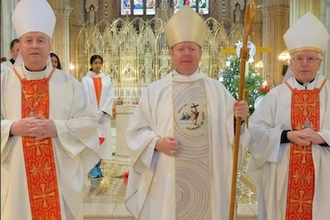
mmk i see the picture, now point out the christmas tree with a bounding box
[221,56,264,114]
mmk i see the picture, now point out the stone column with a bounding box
[68,25,81,79]
[68,1,85,79]
[253,22,263,70]
[253,0,264,74]
[262,4,289,86]
[1,0,18,58]
[53,7,73,73]
[290,0,320,25]
[321,0,330,79]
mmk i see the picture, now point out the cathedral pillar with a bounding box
[69,25,82,78]
[53,7,73,73]
[323,0,330,79]
[68,1,85,79]
[253,0,264,74]
[253,22,263,67]
[1,0,19,58]
[262,3,289,86]
[289,0,320,25]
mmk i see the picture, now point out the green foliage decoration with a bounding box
[221,56,264,114]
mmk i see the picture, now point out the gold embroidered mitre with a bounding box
[283,12,329,55]
[164,5,208,48]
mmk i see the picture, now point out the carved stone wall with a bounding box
[107,1,120,23]
[75,17,240,104]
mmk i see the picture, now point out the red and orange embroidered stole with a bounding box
[92,77,102,107]
[92,77,105,144]
[15,68,62,220]
[285,80,326,220]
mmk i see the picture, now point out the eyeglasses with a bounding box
[291,56,321,64]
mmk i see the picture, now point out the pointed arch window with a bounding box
[121,0,209,16]
[173,0,209,14]
[121,0,156,15]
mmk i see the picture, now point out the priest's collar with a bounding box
[25,66,47,72]
[171,69,204,82]
[22,63,53,80]
[294,77,317,90]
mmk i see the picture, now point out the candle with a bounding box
[245,61,249,77]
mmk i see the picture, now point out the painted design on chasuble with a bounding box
[284,80,326,220]
[173,79,211,220]
[15,68,62,219]
[179,102,200,125]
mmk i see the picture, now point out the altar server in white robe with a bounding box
[125,5,250,220]
[82,54,114,178]
[247,12,330,220]
[1,39,20,74]
[1,0,100,219]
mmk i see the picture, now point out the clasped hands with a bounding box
[10,116,57,140]
[288,128,325,147]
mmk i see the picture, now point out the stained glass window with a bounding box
[121,0,208,16]
[174,0,209,14]
[121,0,131,15]
[146,0,156,15]
[133,0,144,15]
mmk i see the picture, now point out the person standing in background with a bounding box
[1,0,101,219]
[50,52,62,69]
[1,38,20,74]
[82,54,115,178]
[8,38,20,64]
[247,12,330,220]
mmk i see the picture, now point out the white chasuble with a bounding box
[173,79,212,220]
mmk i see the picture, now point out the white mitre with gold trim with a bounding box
[164,5,208,48]
[12,0,56,39]
[283,12,329,55]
